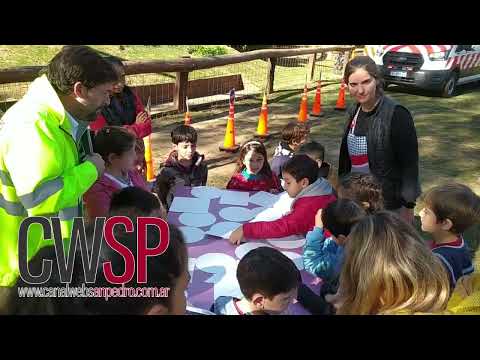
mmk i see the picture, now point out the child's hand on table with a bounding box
[229,226,244,245]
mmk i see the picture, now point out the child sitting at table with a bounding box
[211,247,300,315]
[226,139,282,193]
[297,141,331,180]
[108,186,166,220]
[84,126,149,222]
[153,125,208,210]
[271,121,309,179]
[229,154,336,244]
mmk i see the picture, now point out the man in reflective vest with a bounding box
[0,45,118,286]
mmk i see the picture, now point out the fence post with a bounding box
[174,70,189,113]
[307,53,316,82]
[265,57,276,95]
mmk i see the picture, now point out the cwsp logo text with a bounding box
[18,216,170,285]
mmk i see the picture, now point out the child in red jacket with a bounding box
[89,57,152,139]
[229,154,336,244]
[226,140,281,193]
[84,126,149,221]
[88,57,152,176]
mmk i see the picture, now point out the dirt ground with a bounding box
[150,86,346,189]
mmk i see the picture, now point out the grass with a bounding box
[0,46,344,107]
[0,45,234,68]
[148,80,480,251]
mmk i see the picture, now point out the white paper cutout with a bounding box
[191,186,223,200]
[179,226,205,244]
[219,190,250,206]
[273,191,295,215]
[249,191,280,208]
[267,236,306,249]
[250,207,284,222]
[249,207,267,216]
[206,221,242,239]
[179,212,217,227]
[234,242,274,260]
[188,258,197,284]
[194,253,242,300]
[169,196,210,214]
[219,207,256,222]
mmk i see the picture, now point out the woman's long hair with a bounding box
[336,211,450,315]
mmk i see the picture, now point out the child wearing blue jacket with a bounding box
[298,199,366,315]
[304,200,366,281]
[303,173,384,281]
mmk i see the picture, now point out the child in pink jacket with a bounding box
[84,126,149,221]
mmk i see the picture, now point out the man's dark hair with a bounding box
[45,45,118,95]
[237,247,300,300]
[282,154,319,185]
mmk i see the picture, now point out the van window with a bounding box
[472,45,480,51]
[456,45,473,53]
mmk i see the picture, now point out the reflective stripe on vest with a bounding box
[58,205,79,221]
[0,170,13,186]
[0,194,27,217]
[18,177,63,209]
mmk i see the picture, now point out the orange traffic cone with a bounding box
[310,80,324,117]
[184,111,192,126]
[255,93,270,139]
[219,115,240,152]
[143,135,155,182]
[335,81,347,111]
[184,96,192,126]
[298,84,308,122]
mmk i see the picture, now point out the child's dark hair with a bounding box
[94,126,136,164]
[171,124,198,145]
[322,199,367,238]
[109,186,161,217]
[297,141,325,162]
[237,247,300,300]
[339,173,384,214]
[85,224,187,315]
[233,140,273,177]
[282,121,309,145]
[282,154,319,185]
[421,183,480,234]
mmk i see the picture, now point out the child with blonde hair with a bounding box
[332,211,450,315]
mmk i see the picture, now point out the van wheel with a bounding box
[442,73,458,97]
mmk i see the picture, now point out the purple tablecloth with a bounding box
[168,186,322,315]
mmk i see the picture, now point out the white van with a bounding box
[367,45,480,97]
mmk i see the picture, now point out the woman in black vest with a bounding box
[338,56,420,223]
